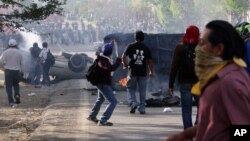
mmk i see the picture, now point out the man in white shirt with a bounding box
[39,42,51,86]
[0,39,23,106]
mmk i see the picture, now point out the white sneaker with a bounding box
[9,103,17,108]
[163,107,173,112]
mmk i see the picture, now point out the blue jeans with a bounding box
[89,84,117,123]
[126,76,148,112]
[34,63,42,85]
[180,83,199,129]
[42,63,50,86]
[30,60,42,85]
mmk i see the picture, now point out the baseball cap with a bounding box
[8,39,17,46]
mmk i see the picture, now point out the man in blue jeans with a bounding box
[122,31,154,114]
[29,42,42,87]
[168,25,200,129]
[87,43,121,126]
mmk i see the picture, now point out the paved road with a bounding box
[28,80,197,141]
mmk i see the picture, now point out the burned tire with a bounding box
[68,54,86,73]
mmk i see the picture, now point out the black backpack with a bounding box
[179,44,197,79]
[46,51,55,66]
[85,59,105,85]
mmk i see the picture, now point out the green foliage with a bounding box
[169,0,180,18]
[30,0,249,33]
[224,0,250,14]
[147,0,249,33]
[0,0,66,32]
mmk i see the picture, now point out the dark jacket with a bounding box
[169,42,198,88]
[97,55,121,85]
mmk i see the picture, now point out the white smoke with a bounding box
[19,31,43,51]
[18,31,43,79]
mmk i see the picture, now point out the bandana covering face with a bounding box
[191,46,246,95]
[194,46,227,81]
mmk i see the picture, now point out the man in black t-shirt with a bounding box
[122,31,154,114]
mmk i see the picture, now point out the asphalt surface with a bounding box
[28,80,197,141]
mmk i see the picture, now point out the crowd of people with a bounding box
[86,20,250,141]
[0,18,164,48]
[0,19,250,140]
[23,18,164,46]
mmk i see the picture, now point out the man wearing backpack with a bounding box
[29,42,42,87]
[39,42,52,86]
[168,25,200,130]
[87,43,121,126]
[235,22,250,77]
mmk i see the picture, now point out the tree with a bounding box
[147,0,249,33]
[147,0,196,33]
[0,0,66,32]
[224,0,250,24]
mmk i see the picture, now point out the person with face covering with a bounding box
[168,25,200,130]
[166,20,250,141]
[87,43,121,126]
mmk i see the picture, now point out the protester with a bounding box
[168,25,200,129]
[166,20,250,141]
[122,30,154,114]
[87,43,121,126]
[0,39,23,107]
[29,42,42,87]
[39,42,51,86]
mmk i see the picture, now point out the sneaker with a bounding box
[15,95,21,104]
[130,105,137,114]
[9,103,17,108]
[87,116,99,123]
[139,111,146,114]
[98,121,113,126]
[34,85,42,88]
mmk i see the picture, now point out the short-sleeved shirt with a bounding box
[196,63,250,141]
[124,42,152,77]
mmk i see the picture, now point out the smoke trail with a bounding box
[19,31,43,51]
[17,31,43,79]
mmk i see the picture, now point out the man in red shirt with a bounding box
[166,20,250,141]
